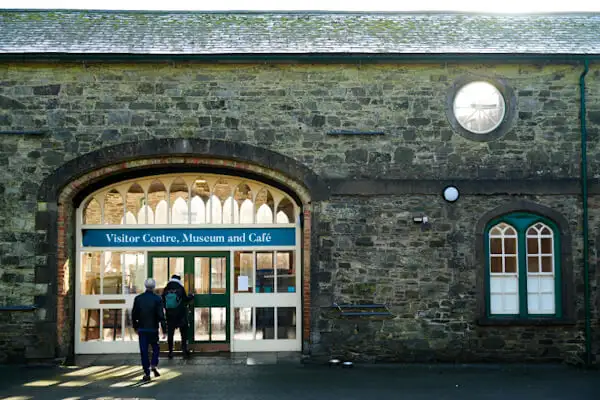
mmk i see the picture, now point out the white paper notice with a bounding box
[238,275,249,291]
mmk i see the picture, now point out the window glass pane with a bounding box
[83,198,101,224]
[148,180,167,224]
[169,257,185,289]
[504,256,517,273]
[212,179,232,223]
[527,294,539,314]
[190,196,207,224]
[102,309,123,341]
[504,294,518,313]
[211,307,227,341]
[276,251,295,293]
[234,252,254,293]
[527,277,539,293]
[191,178,210,224]
[123,252,145,294]
[80,309,100,342]
[210,194,223,224]
[211,257,226,294]
[170,178,189,224]
[504,238,517,254]
[81,252,101,295]
[103,251,123,294]
[527,237,539,254]
[527,256,539,273]
[490,257,502,273]
[138,204,154,225]
[276,198,294,224]
[194,257,209,294]
[235,184,253,224]
[152,257,169,293]
[540,294,555,313]
[240,199,253,224]
[540,277,554,292]
[124,309,137,342]
[277,307,296,339]
[256,307,274,340]
[223,196,237,224]
[504,277,518,293]
[541,238,552,254]
[541,256,553,273]
[234,307,253,340]
[255,189,274,224]
[194,308,209,341]
[490,238,502,254]
[125,183,144,224]
[490,226,502,235]
[256,252,274,293]
[104,189,123,225]
[490,294,503,314]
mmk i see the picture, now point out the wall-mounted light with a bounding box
[412,215,429,224]
[443,186,460,203]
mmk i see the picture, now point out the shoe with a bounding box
[142,375,151,382]
[151,367,160,377]
[168,352,173,359]
[183,350,191,358]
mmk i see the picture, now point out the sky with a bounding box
[1,0,600,13]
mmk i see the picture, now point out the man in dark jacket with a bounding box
[162,274,194,358]
[132,278,166,382]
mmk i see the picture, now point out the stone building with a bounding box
[0,10,599,365]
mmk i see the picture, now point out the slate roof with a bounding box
[1,10,600,56]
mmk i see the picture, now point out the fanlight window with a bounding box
[486,215,559,319]
[83,173,298,226]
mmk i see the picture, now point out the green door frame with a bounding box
[148,251,230,344]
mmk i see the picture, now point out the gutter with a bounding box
[580,58,591,366]
[2,52,600,65]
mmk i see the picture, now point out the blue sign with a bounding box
[82,227,296,247]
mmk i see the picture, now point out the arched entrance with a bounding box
[77,172,302,353]
[36,138,328,358]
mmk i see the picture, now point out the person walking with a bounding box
[132,278,167,382]
[162,274,194,358]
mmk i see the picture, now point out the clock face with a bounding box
[453,81,506,134]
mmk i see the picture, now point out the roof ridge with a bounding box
[2,9,600,17]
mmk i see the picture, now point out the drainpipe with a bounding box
[579,58,591,366]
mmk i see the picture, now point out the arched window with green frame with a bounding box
[485,212,561,319]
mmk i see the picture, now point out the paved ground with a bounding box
[0,354,599,400]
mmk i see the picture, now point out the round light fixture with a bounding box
[443,186,459,203]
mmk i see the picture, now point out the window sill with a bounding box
[477,317,576,326]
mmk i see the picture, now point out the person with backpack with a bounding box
[161,274,194,358]
[131,278,167,382]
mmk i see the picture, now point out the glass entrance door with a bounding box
[148,252,230,351]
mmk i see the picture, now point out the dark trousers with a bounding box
[167,322,188,353]
[138,331,159,376]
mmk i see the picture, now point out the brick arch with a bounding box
[474,200,575,325]
[35,138,326,359]
[39,138,329,204]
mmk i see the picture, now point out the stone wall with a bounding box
[0,61,598,363]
